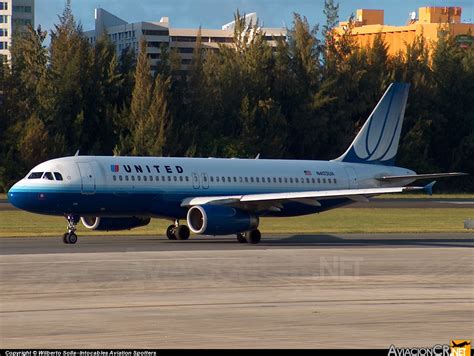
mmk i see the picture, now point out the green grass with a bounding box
[0,208,472,237]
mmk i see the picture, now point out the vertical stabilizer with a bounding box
[334,83,410,166]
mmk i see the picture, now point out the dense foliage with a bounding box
[1,1,473,192]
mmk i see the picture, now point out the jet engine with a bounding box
[187,205,259,235]
[80,216,151,231]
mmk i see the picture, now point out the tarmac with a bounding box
[1,233,473,348]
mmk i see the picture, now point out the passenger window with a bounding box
[195,175,199,182]
[179,176,183,182]
[222,176,225,182]
[334,178,337,184]
[119,176,123,181]
[233,177,237,182]
[143,176,147,182]
[323,178,326,184]
[150,176,153,181]
[54,172,63,181]
[28,172,43,179]
[156,176,159,181]
[289,178,293,183]
[250,177,254,183]
[125,176,129,181]
[273,178,277,183]
[239,177,243,183]
[311,178,315,184]
[256,177,259,183]
[284,178,288,183]
[113,175,117,181]
[185,176,189,182]
[167,176,171,182]
[244,177,248,183]
[317,178,321,184]
[210,176,214,182]
[162,176,166,181]
[278,178,282,183]
[131,176,135,181]
[43,172,54,180]
[227,177,231,182]
[137,176,141,181]
[306,178,310,183]
[216,176,220,182]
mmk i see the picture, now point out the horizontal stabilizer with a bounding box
[377,172,468,182]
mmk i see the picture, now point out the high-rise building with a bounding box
[336,6,473,57]
[0,0,35,62]
[85,8,286,73]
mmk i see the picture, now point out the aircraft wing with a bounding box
[376,172,467,182]
[181,186,423,212]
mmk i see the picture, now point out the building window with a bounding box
[0,2,7,10]
[142,29,169,36]
[0,29,7,37]
[0,15,8,24]
[0,42,6,50]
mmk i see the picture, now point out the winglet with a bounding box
[423,181,436,196]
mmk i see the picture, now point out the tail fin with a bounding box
[334,82,410,166]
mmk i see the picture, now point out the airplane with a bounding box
[7,83,467,244]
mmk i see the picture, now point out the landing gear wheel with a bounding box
[63,232,69,244]
[245,229,261,244]
[236,233,247,243]
[175,225,190,240]
[166,225,177,240]
[66,232,78,244]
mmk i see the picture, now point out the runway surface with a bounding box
[1,234,473,348]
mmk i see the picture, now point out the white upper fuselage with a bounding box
[8,155,415,218]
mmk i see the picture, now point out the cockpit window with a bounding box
[28,172,43,179]
[54,172,63,181]
[42,172,54,180]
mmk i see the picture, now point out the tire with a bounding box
[245,229,261,244]
[62,232,69,244]
[67,233,78,244]
[175,225,190,240]
[236,233,247,243]
[166,225,177,240]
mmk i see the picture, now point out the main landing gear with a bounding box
[237,229,261,244]
[63,215,79,244]
[166,220,190,241]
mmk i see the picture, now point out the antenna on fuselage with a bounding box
[74,150,80,156]
[255,153,260,159]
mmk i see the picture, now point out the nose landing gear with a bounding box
[63,215,79,244]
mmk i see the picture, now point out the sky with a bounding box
[36,0,474,35]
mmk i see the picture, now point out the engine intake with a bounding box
[187,205,259,235]
[81,216,151,231]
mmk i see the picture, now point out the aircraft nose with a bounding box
[7,183,25,210]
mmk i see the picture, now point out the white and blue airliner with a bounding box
[7,83,466,244]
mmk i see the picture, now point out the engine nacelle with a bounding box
[80,216,151,231]
[187,205,259,235]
